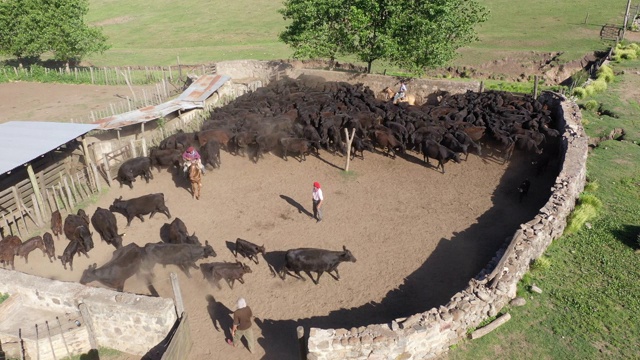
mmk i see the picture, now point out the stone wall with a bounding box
[306,92,588,359]
[0,269,177,359]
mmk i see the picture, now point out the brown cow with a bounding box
[0,235,22,269]
[198,128,231,149]
[17,236,46,264]
[51,210,63,239]
[43,232,56,263]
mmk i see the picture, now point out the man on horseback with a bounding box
[182,146,205,175]
[393,81,407,103]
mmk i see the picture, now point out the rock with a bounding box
[530,284,543,294]
[510,297,527,306]
[585,222,592,229]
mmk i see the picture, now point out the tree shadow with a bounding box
[611,224,640,250]
[279,195,313,218]
[78,349,100,360]
[206,295,233,338]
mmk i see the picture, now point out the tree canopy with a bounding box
[0,0,109,64]
[279,0,489,74]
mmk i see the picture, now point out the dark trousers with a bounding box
[313,199,322,220]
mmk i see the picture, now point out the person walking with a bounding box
[312,181,324,222]
[227,297,255,353]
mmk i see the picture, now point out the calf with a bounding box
[109,193,171,227]
[43,232,55,263]
[17,236,46,264]
[51,210,63,239]
[159,131,199,150]
[518,179,531,203]
[370,130,405,159]
[77,209,90,226]
[279,138,313,162]
[234,238,265,264]
[58,239,89,271]
[0,235,22,269]
[198,128,232,149]
[160,218,200,245]
[64,214,94,253]
[200,261,253,289]
[421,139,461,174]
[91,207,124,249]
[116,157,154,189]
[281,245,356,285]
[143,241,217,277]
[80,243,149,292]
[149,148,182,172]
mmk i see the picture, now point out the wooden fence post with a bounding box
[90,163,102,192]
[343,128,355,171]
[533,75,539,99]
[78,303,98,350]
[170,272,185,316]
[297,326,307,360]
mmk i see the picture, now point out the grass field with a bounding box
[445,58,640,360]
[85,0,631,69]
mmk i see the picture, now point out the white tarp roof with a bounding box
[0,121,98,174]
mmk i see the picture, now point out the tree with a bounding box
[0,0,109,64]
[279,0,488,74]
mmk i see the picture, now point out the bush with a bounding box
[583,100,599,112]
[530,256,551,272]
[584,85,596,96]
[565,193,602,235]
[584,180,600,193]
[596,65,615,83]
[573,87,587,99]
[591,79,608,93]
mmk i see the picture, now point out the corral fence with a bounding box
[0,147,103,238]
[600,24,623,41]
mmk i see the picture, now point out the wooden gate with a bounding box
[600,24,623,40]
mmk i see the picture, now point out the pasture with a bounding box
[84,0,630,69]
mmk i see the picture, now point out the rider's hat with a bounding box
[187,146,195,152]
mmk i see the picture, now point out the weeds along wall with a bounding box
[305,93,588,359]
[0,269,177,359]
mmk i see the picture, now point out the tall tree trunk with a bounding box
[367,61,372,74]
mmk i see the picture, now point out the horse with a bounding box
[381,87,419,106]
[188,162,202,200]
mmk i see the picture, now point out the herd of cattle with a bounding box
[0,77,561,292]
[0,192,358,291]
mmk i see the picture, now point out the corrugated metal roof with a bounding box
[94,74,230,130]
[0,121,98,174]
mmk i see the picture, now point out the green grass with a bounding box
[445,60,640,360]
[0,293,8,304]
[79,0,630,69]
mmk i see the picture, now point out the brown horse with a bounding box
[188,162,202,200]
[381,87,419,105]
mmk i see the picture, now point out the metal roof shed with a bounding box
[0,121,98,175]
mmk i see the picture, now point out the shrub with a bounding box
[583,180,599,193]
[565,193,602,235]
[0,293,8,304]
[596,65,615,83]
[591,79,608,93]
[530,256,551,272]
[584,85,596,96]
[573,87,587,99]
[583,100,599,112]
[579,193,603,209]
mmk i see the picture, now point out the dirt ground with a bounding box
[0,82,158,124]
[0,82,557,360]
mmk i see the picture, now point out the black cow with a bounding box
[77,209,90,226]
[518,179,531,203]
[234,238,265,264]
[281,246,357,284]
[58,239,89,271]
[160,218,200,245]
[91,207,124,249]
[143,241,217,277]
[63,214,94,253]
[421,139,461,174]
[116,157,154,189]
[200,261,253,289]
[43,232,55,263]
[350,136,374,160]
[149,148,182,172]
[201,140,222,169]
[279,138,314,162]
[80,243,150,292]
[109,193,171,227]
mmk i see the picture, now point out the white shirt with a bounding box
[313,188,323,201]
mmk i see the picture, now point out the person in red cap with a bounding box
[312,181,323,222]
[182,146,205,175]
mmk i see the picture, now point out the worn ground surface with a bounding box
[0,81,557,360]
